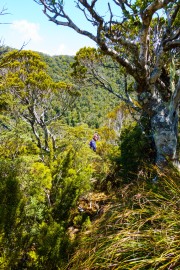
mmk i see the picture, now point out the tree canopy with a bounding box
[0,50,79,151]
[34,0,180,167]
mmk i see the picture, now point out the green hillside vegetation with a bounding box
[39,53,74,83]
[0,46,118,128]
[40,49,121,128]
[0,47,179,270]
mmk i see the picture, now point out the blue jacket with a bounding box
[89,139,96,151]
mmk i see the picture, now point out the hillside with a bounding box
[0,46,120,128]
[40,50,121,128]
[39,53,74,82]
[0,46,179,270]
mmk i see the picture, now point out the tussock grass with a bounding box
[65,168,180,270]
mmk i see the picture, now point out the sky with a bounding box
[0,0,97,56]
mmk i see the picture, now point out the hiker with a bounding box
[89,133,99,152]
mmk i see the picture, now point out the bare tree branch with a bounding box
[88,65,139,111]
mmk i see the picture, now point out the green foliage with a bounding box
[0,46,124,130]
[0,49,76,113]
[35,221,70,269]
[0,41,179,270]
[0,120,97,268]
[0,158,26,269]
[71,47,100,79]
[0,49,78,154]
[40,53,74,82]
[0,136,92,269]
[50,126,94,222]
[118,123,155,182]
[0,159,23,234]
[69,47,126,128]
[93,126,120,184]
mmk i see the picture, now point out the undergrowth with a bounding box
[65,168,180,270]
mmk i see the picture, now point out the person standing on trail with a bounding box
[89,133,99,152]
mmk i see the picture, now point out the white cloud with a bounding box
[10,20,42,42]
[56,44,65,54]
[55,43,76,56]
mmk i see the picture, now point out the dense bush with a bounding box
[118,123,156,182]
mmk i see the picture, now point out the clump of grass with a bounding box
[64,168,180,270]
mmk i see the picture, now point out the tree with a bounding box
[0,49,96,268]
[0,50,78,153]
[34,0,180,168]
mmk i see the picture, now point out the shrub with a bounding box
[119,123,155,182]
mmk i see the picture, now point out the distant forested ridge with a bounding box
[40,50,121,128]
[39,53,74,82]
